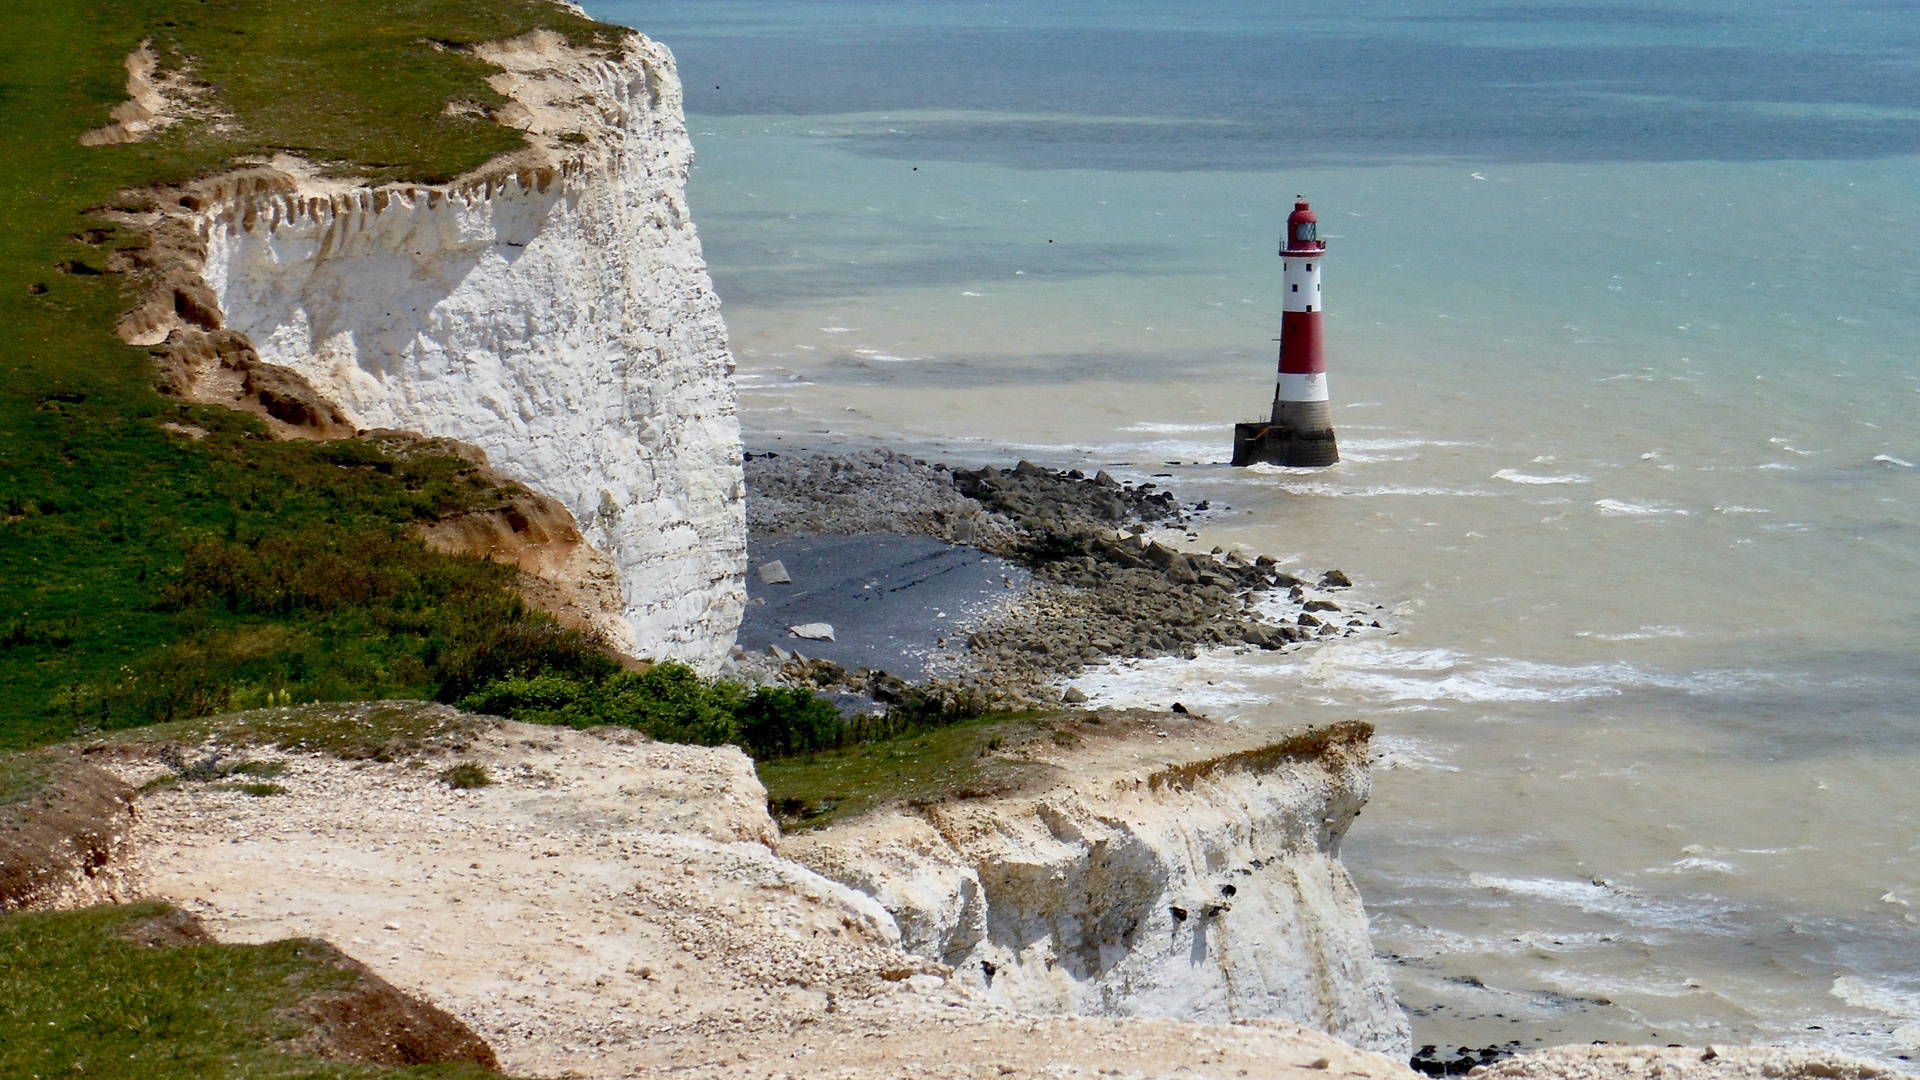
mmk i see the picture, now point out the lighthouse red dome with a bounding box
[1282,199,1325,256]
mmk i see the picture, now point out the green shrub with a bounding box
[457,662,991,762]
[458,662,745,747]
[737,685,844,758]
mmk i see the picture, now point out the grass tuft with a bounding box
[438,761,491,790]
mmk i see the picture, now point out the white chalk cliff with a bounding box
[142,30,746,667]
[783,720,1414,1058]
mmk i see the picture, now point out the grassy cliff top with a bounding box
[0,1,627,750]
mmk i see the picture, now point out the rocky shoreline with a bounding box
[739,450,1389,709]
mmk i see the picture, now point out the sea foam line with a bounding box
[1495,468,1592,485]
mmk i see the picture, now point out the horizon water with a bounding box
[590,0,1920,1064]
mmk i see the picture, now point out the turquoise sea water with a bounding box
[592,0,1920,1063]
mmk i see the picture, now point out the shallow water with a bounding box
[592,0,1920,1063]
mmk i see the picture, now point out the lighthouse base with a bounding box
[1232,407,1340,469]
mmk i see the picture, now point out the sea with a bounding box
[586,0,1920,1064]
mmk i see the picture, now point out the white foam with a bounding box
[1372,735,1461,773]
[1576,626,1687,642]
[1064,653,1275,712]
[1651,857,1741,875]
[1495,468,1592,485]
[1873,454,1915,468]
[1285,640,1756,704]
[1832,976,1920,1021]
[1124,421,1220,434]
[820,326,855,333]
[1342,437,1478,451]
[1595,498,1689,516]
[1465,873,1723,928]
[1263,476,1497,498]
[1713,505,1771,514]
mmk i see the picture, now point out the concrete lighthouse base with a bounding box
[1232,401,1340,467]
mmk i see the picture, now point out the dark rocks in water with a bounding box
[1062,686,1088,704]
[1303,599,1340,612]
[955,462,1180,526]
[1171,702,1188,714]
[1298,612,1322,628]
[746,451,1378,709]
[1320,569,1353,588]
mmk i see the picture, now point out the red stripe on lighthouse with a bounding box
[1279,311,1324,375]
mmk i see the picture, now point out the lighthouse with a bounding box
[1232,198,1340,468]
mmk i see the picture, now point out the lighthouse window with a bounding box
[1294,221,1317,243]
[1291,284,1298,292]
[1306,263,1313,271]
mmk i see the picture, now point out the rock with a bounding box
[788,623,836,641]
[1298,613,1322,628]
[1062,687,1088,704]
[756,559,793,585]
[766,644,790,661]
[1320,569,1353,588]
[1303,600,1340,613]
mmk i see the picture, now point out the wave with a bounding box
[1371,734,1461,773]
[1495,468,1593,485]
[1832,976,1920,1022]
[1260,476,1497,498]
[1289,641,1761,704]
[1123,421,1220,434]
[1063,652,1277,712]
[1465,872,1731,929]
[1595,498,1690,516]
[1342,437,1480,451]
[1575,625,1687,641]
[1873,454,1915,468]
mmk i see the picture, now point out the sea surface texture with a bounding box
[590,0,1920,1063]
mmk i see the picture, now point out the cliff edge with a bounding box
[112,27,746,668]
[784,714,1414,1057]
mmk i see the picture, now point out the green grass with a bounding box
[0,1,621,750]
[755,712,1066,830]
[0,751,59,807]
[0,902,504,1079]
[105,699,489,763]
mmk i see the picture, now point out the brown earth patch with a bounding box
[292,943,501,1071]
[0,755,137,911]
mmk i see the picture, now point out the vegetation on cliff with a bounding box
[1,901,504,1079]
[0,0,627,749]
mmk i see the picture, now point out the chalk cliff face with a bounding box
[783,721,1413,1058]
[165,31,746,667]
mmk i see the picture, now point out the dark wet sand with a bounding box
[739,535,1030,681]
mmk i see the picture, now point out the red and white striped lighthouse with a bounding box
[1233,198,1341,467]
